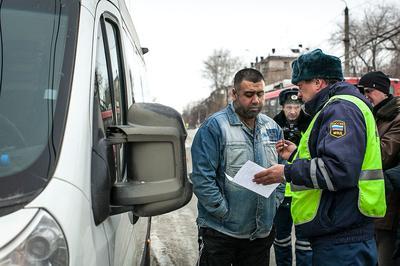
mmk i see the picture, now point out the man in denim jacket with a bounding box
[191,68,285,265]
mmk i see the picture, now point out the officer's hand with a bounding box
[276,139,296,160]
[253,164,285,185]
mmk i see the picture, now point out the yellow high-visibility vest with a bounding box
[290,95,386,225]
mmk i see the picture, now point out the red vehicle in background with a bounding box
[263,77,400,118]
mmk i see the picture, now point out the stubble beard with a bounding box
[233,101,262,120]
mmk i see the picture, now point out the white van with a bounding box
[0,0,192,265]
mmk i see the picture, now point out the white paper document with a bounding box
[225,160,280,198]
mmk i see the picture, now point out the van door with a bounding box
[91,1,148,265]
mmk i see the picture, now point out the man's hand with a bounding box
[253,164,285,185]
[276,139,297,160]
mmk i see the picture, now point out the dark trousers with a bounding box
[273,197,312,266]
[312,239,377,266]
[197,227,275,266]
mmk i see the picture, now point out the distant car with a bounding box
[0,0,192,265]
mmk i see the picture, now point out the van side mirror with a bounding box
[108,103,192,216]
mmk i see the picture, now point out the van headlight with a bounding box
[0,209,68,266]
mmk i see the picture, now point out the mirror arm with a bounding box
[106,126,128,145]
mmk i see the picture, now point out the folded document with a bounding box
[225,160,279,198]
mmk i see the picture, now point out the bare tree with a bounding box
[202,49,243,92]
[182,50,243,127]
[386,31,400,77]
[330,3,400,76]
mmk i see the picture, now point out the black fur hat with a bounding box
[291,49,343,85]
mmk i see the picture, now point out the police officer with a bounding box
[253,49,386,265]
[274,88,311,145]
[273,88,312,266]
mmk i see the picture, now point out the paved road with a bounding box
[149,129,197,265]
[150,197,198,265]
[150,129,198,265]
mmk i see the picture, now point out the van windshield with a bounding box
[0,0,79,213]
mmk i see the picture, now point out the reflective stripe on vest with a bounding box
[290,94,386,225]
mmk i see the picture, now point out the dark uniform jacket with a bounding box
[374,95,400,231]
[284,81,375,244]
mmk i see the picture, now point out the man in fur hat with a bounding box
[253,49,386,265]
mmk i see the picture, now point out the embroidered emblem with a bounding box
[329,120,346,138]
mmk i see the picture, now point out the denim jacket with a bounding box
[191,103,285,240]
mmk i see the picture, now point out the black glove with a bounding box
[393,227,400,259]
[385,164,400,190]
[393,247,400,259]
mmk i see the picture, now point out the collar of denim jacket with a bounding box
[227,103,242,126]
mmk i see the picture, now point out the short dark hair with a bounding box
[233,68,265,90]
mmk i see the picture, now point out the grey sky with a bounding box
[128,0,397,112]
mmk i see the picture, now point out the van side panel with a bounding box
[53,6,94,198]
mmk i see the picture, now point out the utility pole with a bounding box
[344,5,350,77]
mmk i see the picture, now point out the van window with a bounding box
[94,17,127,182]
[122,27,148,104]
[95,25,113,128]
[105,21,125,125]
[0,0,79,211]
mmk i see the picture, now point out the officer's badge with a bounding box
[329,120,346,138]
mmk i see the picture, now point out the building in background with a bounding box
[251,46,307,84]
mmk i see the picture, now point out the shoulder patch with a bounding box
[329,120,346,138]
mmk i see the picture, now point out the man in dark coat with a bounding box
[358,71,400,266]
[274,88,311,145]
